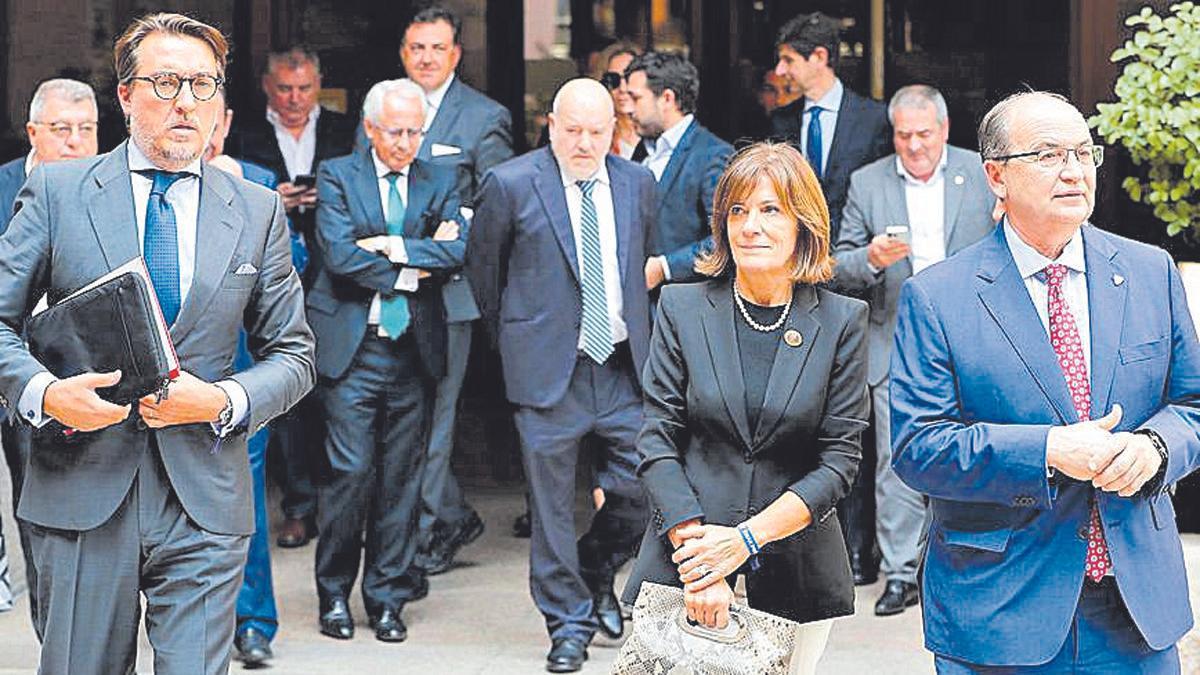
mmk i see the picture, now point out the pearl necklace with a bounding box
[733,282,791,332]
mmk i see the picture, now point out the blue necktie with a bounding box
[380,172,410,339]
[806,105,824,179]
[575,180,614,365]
[141,170,187,325]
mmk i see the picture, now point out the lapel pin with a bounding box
[1113,274,1125,286]
[954,175,964,185]
[784,329,803,347]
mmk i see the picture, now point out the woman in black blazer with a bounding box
[622,142,869,673]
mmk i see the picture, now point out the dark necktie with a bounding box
[1043,263,1112,581]
[806,105,824,179]
[380,172,410,338]
[575,180,614,364]
[141,170,187,325]
[631,139,649,163]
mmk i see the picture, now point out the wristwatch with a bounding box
[215,388,234,429]
[1133,428,1169,496]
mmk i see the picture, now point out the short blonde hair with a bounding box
[696,142,834,283]
[115,13,228,83]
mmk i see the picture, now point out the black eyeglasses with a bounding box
[987,144,1104,170]
[126,73,224,101]
[600,71,624,91]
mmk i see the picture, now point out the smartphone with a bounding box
[293,174,317,189]
[885,224,912,246]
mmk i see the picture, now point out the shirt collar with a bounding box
[806,78,843,114]
[424,73,456,111]
[265,104,321,131]
[1003,218,1086,280]
[23,151,35,177]
[559,159,611,189]
[372,149,408,179]
[127,139,202,177]
[654,114,694,155]
[895,149,948,186]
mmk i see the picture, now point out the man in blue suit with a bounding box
[310,78,467,644]
[468,78,653,673]
[891,91,1200,672]
[624,51,731,291]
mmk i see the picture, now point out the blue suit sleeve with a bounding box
[890,278,1055,508]
[662,142,729,281]
[314,163,401,293]
[464,170,513,349]
[396,187,469,271]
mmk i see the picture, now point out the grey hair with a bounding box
[28,78,96,122]
[266,46,320,76]
[362,78,427,123]
[978,90,1072,160]
[887,84,947,125]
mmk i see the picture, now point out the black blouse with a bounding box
[734,297,787,432]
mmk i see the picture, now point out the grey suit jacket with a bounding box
[0,156,25,231]
[0,141,315,535]
[833,146,996,386]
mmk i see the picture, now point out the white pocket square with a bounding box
[234,263,258,275]
[431,143,462,157]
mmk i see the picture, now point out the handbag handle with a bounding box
[675,607,748,644]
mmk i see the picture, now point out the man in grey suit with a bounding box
[0,14,314,674]
[834,84,996,617]
[398,5,514,576]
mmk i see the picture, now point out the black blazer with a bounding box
[770,86,890,241]
[622,278,869,623]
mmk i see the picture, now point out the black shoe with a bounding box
[874,580,919,616]
[277,515,317,548]
[425,510,485,576]
[546,637,588,673]
[512,510,532,538]
[592,583,624,640]
[369,608,408,643]
[234,627,273,668]
[319,597,354,640]
[411,574,429,602]
[851,551,878,586]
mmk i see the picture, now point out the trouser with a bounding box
[514,346,649,642]
[872,378,925,585]
[29,444,248,675]
[315,333,430,614]
[417,320,474,546]
[274,393,320,520]
[732,576,833,675]
[933,578,1180,673]
[2,420,35,626]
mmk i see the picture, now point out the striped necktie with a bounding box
[575,180,614,365]
[379,172,410,338]
[140,169,188,325]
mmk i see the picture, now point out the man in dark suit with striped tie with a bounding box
[468,78,654,673]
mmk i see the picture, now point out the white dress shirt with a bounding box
[1003,219,1091,372]
[422,73,456,133]
[799,78,843,176]
[561,163,628,348]
[20,141,249,435]
[642,114,694,181]
[898,151,948,274]
[366,150,421,336]
[266,105,321,181]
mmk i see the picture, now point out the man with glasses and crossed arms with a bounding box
[891,91,1200,671]
[0,13,314,674]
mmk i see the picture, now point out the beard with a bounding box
[128,109,214,170]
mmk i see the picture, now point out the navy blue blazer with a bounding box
[770,86,890,240]
[308,148,467,381]
[891,224,1200,665]
[467,147,655,409]
[0,157,25,232]
[650,121,731,281]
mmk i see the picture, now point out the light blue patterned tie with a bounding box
[806,105,824,179]
[141,170,187,325]
[380,172,410,338]
[575,180,614,364]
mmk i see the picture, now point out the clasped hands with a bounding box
[43,370,226,432]
[1046,404,1162,497]
[356,220,459,280]
[667,518,754,629]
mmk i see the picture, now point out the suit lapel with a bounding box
[753,285,820,447]
[532,150,580,283]
[404,160,433,236]
[975,227,1076,423]
[654,122,697,215]
[419,79,464,159]
[943,152,968,248]
[86,142,141,269]
[882,168,914,278]
[823,89,852,181]
[701,280,753,448]
[351,148,387,236]
[171,164,241,340]
[1082,226,1126,418]
[608,157,632,280]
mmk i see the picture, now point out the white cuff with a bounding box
[386,236,410,264]
[656,255,671,281]
[211,379,250,437]
[17,371,57,428]
[394,267,420,292]
[866,260,882,275]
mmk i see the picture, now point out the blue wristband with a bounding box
[738,523,762,570]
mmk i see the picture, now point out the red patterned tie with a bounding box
[1044,264,1112,582]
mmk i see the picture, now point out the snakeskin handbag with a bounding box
[611,581,799,675]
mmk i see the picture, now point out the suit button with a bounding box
[748,506,758,515]
[136,417,148,431]
[744,455,753,464]
[1078,526,1089,540]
